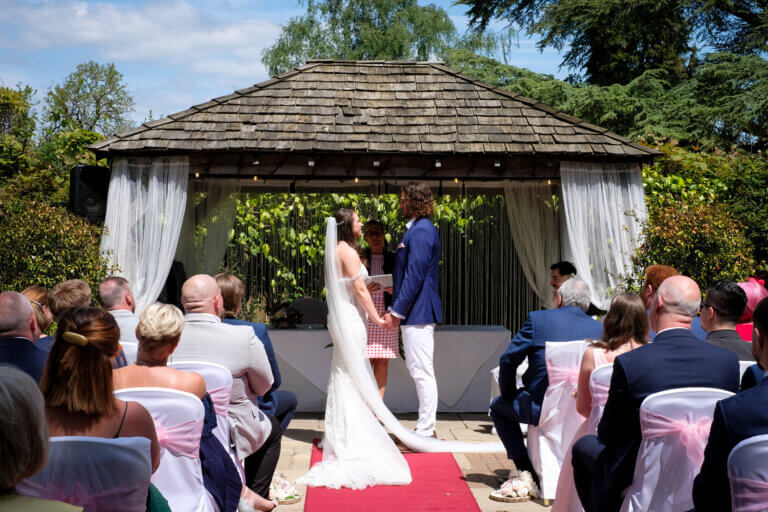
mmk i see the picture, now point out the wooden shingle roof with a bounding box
[89,60,657,159]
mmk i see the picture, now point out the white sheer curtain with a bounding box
[175,181,240,277]
[503,182,560,306]
[560,161,647,310]
[100,156,189,311]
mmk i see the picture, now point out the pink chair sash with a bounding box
[209,384,232,417]
[155,417,204,459]
[548,364,579,387]
[730,476,768,512]
[640,408,712,468]
[590,380,610,408]
[17,478,149,511]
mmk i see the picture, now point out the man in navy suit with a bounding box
[214,273,298,431]
[384,181,442,437]
[572,276,740,512]
[0,292,48,383]
[693,297,768,511]
[489,277,603,488]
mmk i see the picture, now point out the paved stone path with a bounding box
[276,413,548,512]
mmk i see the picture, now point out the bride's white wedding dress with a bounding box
[298,217,504,491]
[297,262,412,489]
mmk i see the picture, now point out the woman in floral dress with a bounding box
[362,220,399,398]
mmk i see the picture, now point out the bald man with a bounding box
[172,274,279,499]
[0,292,48,382]
[572,276,740,512]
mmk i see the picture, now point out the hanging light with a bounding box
[435,159,442,168]
[453,177,459,183]
[194,172,200,178]
[308,158,315,167]
[354,177,359,183]
[494,159,502,168]
[253,176,258,181]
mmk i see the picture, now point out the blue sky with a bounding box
[0,0,566,127]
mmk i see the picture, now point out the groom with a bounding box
[384,181,442,438]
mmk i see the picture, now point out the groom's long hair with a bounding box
[333,208,360,250]
[401,181,434,218]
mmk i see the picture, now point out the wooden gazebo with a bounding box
[90,60,656,184]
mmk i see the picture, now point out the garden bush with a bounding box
[0,195,114,294]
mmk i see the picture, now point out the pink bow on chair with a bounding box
[209,384,232,417]
[641,409,712,468]
[155,417,204,459]
[17,478,150,511]
[547,363,580,388]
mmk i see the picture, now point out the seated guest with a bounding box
[735,277,768,341]
[98,276,139,343]
[174,275,279,502]
[0,292,47,382]
[740,363,764,392]
[640,265,678,339]
[550,261,604,316]
[37,280,93,352]
[215,272,298,431]
[572,276,740,512]
[700,281,753,360]
[490,277,603,493]
[114,303,273,512]
[552,292,649,512]
[22,286,53,335]
[39,306,161,473]
[575,292,649,419]
[693,297,768,511]
[0,366,81,511]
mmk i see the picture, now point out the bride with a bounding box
[298,208,503,490]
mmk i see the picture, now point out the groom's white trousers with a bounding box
[401,323,437,435]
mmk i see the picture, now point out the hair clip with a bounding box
[62,331,89,347]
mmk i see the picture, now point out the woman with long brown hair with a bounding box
[39,307,161,472]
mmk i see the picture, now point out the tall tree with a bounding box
[262,0,498,76]
[460,0,767,85]
[44,61,134,136]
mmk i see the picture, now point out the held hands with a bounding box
[383,313,400,331]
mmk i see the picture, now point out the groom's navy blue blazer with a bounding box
[572,328,740,512]
[391,217,442,325]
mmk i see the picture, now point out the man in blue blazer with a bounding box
[572,276,740,512]
[0,292,48,383]
[490,277,603,486]
[692,297,768,512]
[385,182,442,437]
[215,273,298,431]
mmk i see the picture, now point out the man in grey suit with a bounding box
[172,274,279,499]
[99,276,140,343]
[701,280,753,361]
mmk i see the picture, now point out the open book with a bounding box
[365,273,393,288]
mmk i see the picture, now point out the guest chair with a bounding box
[728,434,768,512]
[527,340,589,500]
[620,387,734,512]
[121,342,138,365]
[115,387,215,512]
[739,361,755,380]
[586,364,614,436]
[169,360,245,482]
[17,436,152,512]
[489,360,530,436]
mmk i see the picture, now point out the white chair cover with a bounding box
[121,342,138,365]
[17,436,151,512]
[728,434,768,512]
[115,387,214,512]
[169,361,245,483]
[620,387,734,512]
[586,364,614,435]
[527,340,588,499]
[740,361,755,380]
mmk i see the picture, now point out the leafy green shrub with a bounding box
[632,199,756,290]
[0,196,114,293]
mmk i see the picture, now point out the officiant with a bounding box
[362,220,398,398]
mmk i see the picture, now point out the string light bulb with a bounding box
[253,176,258,182]
[194,172,200,178]
[354,177,359,183]
[453,177,459,183]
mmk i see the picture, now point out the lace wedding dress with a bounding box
[298,218,504,490]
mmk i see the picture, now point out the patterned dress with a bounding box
[365,254,399,359]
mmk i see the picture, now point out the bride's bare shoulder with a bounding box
[337,241,360,259]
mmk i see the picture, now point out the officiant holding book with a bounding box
[362,219,398,398]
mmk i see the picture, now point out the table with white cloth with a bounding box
[270,325,510,413]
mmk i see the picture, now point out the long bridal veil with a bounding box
[322,217,504,454]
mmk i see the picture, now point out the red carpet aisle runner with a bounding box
[304,440,480,512]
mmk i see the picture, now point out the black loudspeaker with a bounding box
[69,165,110,221]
